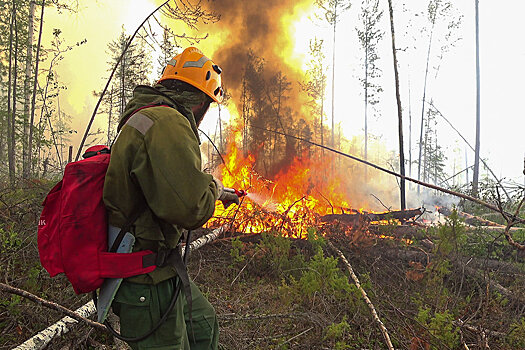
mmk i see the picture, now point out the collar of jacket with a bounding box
[118,85,202,144]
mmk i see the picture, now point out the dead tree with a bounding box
[387,0,406,210]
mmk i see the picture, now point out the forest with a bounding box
[1,0,524,349]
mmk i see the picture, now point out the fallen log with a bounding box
[438,207,503,227]
[380,247,525,303]
[321,208,423,225]
[464,225,523,233]
[368,224,428,240]
[11,301,98,350]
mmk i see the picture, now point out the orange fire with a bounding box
[208,139,390,239]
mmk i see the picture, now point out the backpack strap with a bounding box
[141,230,195,341]
[82,147,110,159]
[108,201,146,253]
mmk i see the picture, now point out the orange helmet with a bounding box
[158,47,224,103]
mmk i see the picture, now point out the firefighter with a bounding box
[103,47,227,349]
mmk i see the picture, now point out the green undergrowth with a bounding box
[2,190,525,349]
[202,212,525,349]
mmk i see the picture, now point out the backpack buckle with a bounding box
[155,248,170,267]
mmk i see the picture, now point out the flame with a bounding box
[208,138,412,245]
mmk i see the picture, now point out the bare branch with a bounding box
[327,241,394,350]
[0,282,105,332]
[502,195,525,250]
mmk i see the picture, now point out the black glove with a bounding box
[219,189,240,209]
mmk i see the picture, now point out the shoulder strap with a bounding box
[108,201,146,253]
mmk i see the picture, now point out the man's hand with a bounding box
[219,190,240,209]
[213,177,240,208]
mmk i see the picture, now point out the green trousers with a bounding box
[112,278,219,350]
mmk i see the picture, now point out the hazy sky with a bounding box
[45,0,524,186]
[323,0,525,186]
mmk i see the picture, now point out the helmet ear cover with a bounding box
[158,47,224,103]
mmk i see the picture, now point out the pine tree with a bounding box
[387,0,406,209]
[157,27,177,77]
[472,0,481,197]
[419,106,447,186]
[417,0,462,193]
[315,0,351,149]
[22,0,35,178]
[302,38,327,158]
[106,27,152,119]
[356,0,383,177]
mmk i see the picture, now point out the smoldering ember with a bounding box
[0,1,524,349]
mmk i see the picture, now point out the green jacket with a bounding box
[103,85,219,284]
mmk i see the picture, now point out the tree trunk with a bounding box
[7,1,16,185]
[331,1,338,149]
[422,115,429,183]
[472,0,481,197]
[28,0,45,178]
[120,42,125,115]
[364,33,369,180]
[465,148,469,185]
[11,8,19,183]
[434,128,438,185]
[417,5,437,194]
[387,0,406,210]
[23,1,35,179]
[408,72,412,181]
[437,207,502,227]
[320,80,325,161]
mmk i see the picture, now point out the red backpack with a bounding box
[37,145,156,294]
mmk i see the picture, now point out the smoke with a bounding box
[202,0,313,116]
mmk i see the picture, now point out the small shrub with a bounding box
[506,317,525,348]
[229,237,246,268]
[416,307,460,349]
[297,249,353,299]
[279,246,359,308]
[433,208,466,257]
[255,231,303,277]
[324,316,352,349]
[0,226,22,255]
